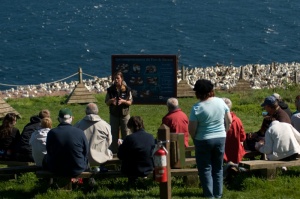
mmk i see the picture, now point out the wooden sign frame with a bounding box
[111,54,178,104]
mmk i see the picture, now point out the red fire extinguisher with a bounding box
[153,143,168,182]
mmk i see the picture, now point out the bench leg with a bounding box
[260,168,277,179]
[48,178,72,191]
[183,175,199,186]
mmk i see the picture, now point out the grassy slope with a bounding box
[1,85,300,198]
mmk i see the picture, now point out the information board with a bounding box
[111,55,178,104]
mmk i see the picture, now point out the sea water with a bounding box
[0,0,300,89]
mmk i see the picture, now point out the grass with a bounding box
[1,85,300,198]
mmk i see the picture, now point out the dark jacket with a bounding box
[106,85,131,117]
[278,100,292,118]
[0,127,21,160]
[45,122,89,177]
[16,115,41,161]
[117,129,155,178]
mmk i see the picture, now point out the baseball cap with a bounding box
[272,93,281,100]
[58,108,73,119]
[261,96,276,107]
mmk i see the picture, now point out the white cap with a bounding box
[272,93,281,100]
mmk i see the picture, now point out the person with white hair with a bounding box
[222,98,246,164]
[272,93,292,117]
[162,98,189,147]
[74,103,113,167]
[44,108,89,177]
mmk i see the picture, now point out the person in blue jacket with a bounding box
[44,108,89,177]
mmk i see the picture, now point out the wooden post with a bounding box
[294,70,298,85]
[181,65,185,80]
[169,133,185,169]
[78,67,83,84]
[239,66,244,80]
[157,124,171,199]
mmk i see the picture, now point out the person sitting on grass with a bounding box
[117,116,155,185]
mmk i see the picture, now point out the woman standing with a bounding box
[105,71,133,154]
[0,113,20,160]
[189,79,232,198]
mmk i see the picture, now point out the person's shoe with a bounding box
[223,161,235,178]
[281,166,288,172]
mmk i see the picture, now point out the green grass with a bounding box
[1,85,300,198]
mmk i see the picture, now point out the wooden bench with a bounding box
[169,133,196,169]
[239,159,300,179]
[0,165,42,179]
[35,168,199,190]
[0,160,36,167]
[0,161,38,179]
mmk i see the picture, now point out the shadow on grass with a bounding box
[224,169,263,191]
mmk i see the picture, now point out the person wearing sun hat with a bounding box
[272,93,292,117]
[43,108,89,177]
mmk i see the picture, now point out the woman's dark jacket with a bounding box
[106,85,131,117]
[117,129,155,177]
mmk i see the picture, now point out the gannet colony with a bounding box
[1,62,299,100]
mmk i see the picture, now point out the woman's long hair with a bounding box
[127,116,144,132]
[0,113,17,139]
[113,71,126,92]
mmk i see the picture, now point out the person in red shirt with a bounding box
[222,98,246,164]
[162,98,189,147]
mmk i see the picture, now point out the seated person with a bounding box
[162,98,189,147]
[29,117,52,166]
[117,116,155,183]
[0,113,20,160]
[272,93,292,117]
[291,95,300,132]
[43,108,89,177]
[74,103,113,168]
[16,109,50,162]
[255,119,300,161]
[222,98,246,164]
[246,95,291,151]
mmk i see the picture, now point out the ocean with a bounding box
[1,0,300,90]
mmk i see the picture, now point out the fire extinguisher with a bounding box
[153,142,168,182]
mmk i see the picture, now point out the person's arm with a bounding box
[224,111,232,132]
[238,119,247,142]
[188,121,198,139]
[257,130,272,155]
[105,92,118,106]
[118,91,133,106]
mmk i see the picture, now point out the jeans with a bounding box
[194,137,225,198]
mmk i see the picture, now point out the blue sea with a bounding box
[1,0,300,90]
